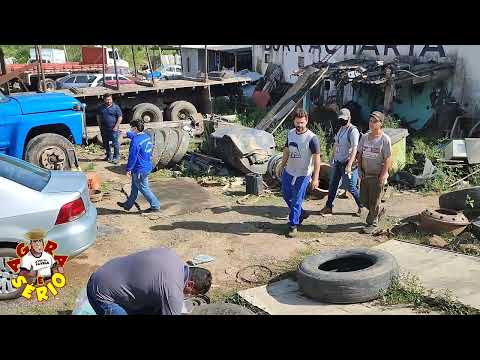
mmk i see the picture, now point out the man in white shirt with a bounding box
[19,229,63,283]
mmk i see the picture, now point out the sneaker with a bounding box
[319,206,333,216]
[353,207,363,217]
[299,210,310,224]
[286,226,298,238]
[117,201,131,211]
[361,225,378,234]
[143,207,160,213]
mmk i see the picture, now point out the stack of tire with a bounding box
[145,127,191,170]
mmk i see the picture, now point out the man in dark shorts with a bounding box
[86,247,212,315]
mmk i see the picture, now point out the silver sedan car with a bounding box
[0,153,97,300]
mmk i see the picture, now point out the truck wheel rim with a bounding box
[0,256,18,295]
[40,146,66,170]
[142,111,153,123]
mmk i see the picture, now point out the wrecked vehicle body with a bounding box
[209,124,275,175]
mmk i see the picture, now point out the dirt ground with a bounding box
[0,145,439,315]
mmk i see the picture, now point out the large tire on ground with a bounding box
[0,248,24,301]
[25,133,74,170]
[144,128,161,169]
[157,128,179,168]
[439,187,480,211]
[297,248,399,304]
[167,101,197,121]
[132,103,163,123]
[190,303,255,315]
[168,129,191,167]
[40,78,56,91]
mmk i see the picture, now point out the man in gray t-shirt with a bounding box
[320,108,363,216]
[357,111,392,234]
[86,247,212,315]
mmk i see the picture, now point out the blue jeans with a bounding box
[101,128,120,161]
[326,161,362,209]
[124,172,160,210]
[281,171,311,227]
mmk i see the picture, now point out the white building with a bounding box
[252,45,480,116]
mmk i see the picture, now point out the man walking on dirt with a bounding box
[279,108,321,238]
[357,111,392,234]
[320,108,363,217]
[97,94,123,164]
[117,119,160,213]
[86,247,212,315]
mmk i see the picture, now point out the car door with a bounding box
[73,75,92,88]
[61,75,77,89]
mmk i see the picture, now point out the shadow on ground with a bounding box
[105,164,127,175]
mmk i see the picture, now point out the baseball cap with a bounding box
[338,108,351,121]
[370,111,385,123]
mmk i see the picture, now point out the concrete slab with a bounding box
[238,240,480,314]
[122,177,224,216]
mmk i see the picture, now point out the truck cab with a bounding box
[0,90,85,170]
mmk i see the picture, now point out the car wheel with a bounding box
[40,78,56,91]
[0,248,23,301]
[297,248,399,304]
[25,133,74,170]
[132,103,163,123]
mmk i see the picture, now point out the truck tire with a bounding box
[25,133,74,171]
[157,128,179,168]
[132,103,163,123]
[168,129,191,167]
[40,78,57,92]
[0,248,24,301]
[297,248,399,304]
[167,101,197,122]
[144,128,161,169]
[439,187,480,210]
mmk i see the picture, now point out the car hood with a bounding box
[10,92,80,114]
[42,171,90,209]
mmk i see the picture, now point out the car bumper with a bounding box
[48,204,97,259]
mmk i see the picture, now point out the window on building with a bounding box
[298,56,305,68]
[265,53,270,63]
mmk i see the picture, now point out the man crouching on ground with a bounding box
[117,119,160,213]
[279,108,321,238]
[357,111,392,234]
[86,247,212,315]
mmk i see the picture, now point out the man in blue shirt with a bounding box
[97,94,123,164]
[117,119,160,213]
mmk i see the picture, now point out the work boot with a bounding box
[299,210,310,224]
[286,226,298,238]
[319,206,333,216]
[143,207,160,213]
[361,225,378,235]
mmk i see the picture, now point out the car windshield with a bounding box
[0,153,51,191]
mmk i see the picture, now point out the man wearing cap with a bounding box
[86,247,212,315]
[19,229,63,283]
[320,108,363,217]
[357,111,392,234]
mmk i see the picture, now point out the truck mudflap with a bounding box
[67,148,80,170]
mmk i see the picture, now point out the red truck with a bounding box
[5,46,129,91]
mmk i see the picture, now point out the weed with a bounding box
[84,143,102,155]
[84,163,96,172]
[383,114,401,129]
[273,128,288,152]
[101,181,113,192]
[378,272,480,315]
[224,293,269,315]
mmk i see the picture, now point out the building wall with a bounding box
[252,45,480,116]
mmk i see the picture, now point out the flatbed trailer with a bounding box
[53,76,250,126]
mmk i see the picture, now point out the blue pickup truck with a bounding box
[0,90,86,170]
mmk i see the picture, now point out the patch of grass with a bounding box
[150,168,175,179]
[406,137,444,165]
[422,164,461,194]
[84,162,96,172]
[224,293,269,315]
[273,128,288,152]
[84,143,103,155]
[101,180,114,192]
[378,272,480,315]
[274,247,319,275]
